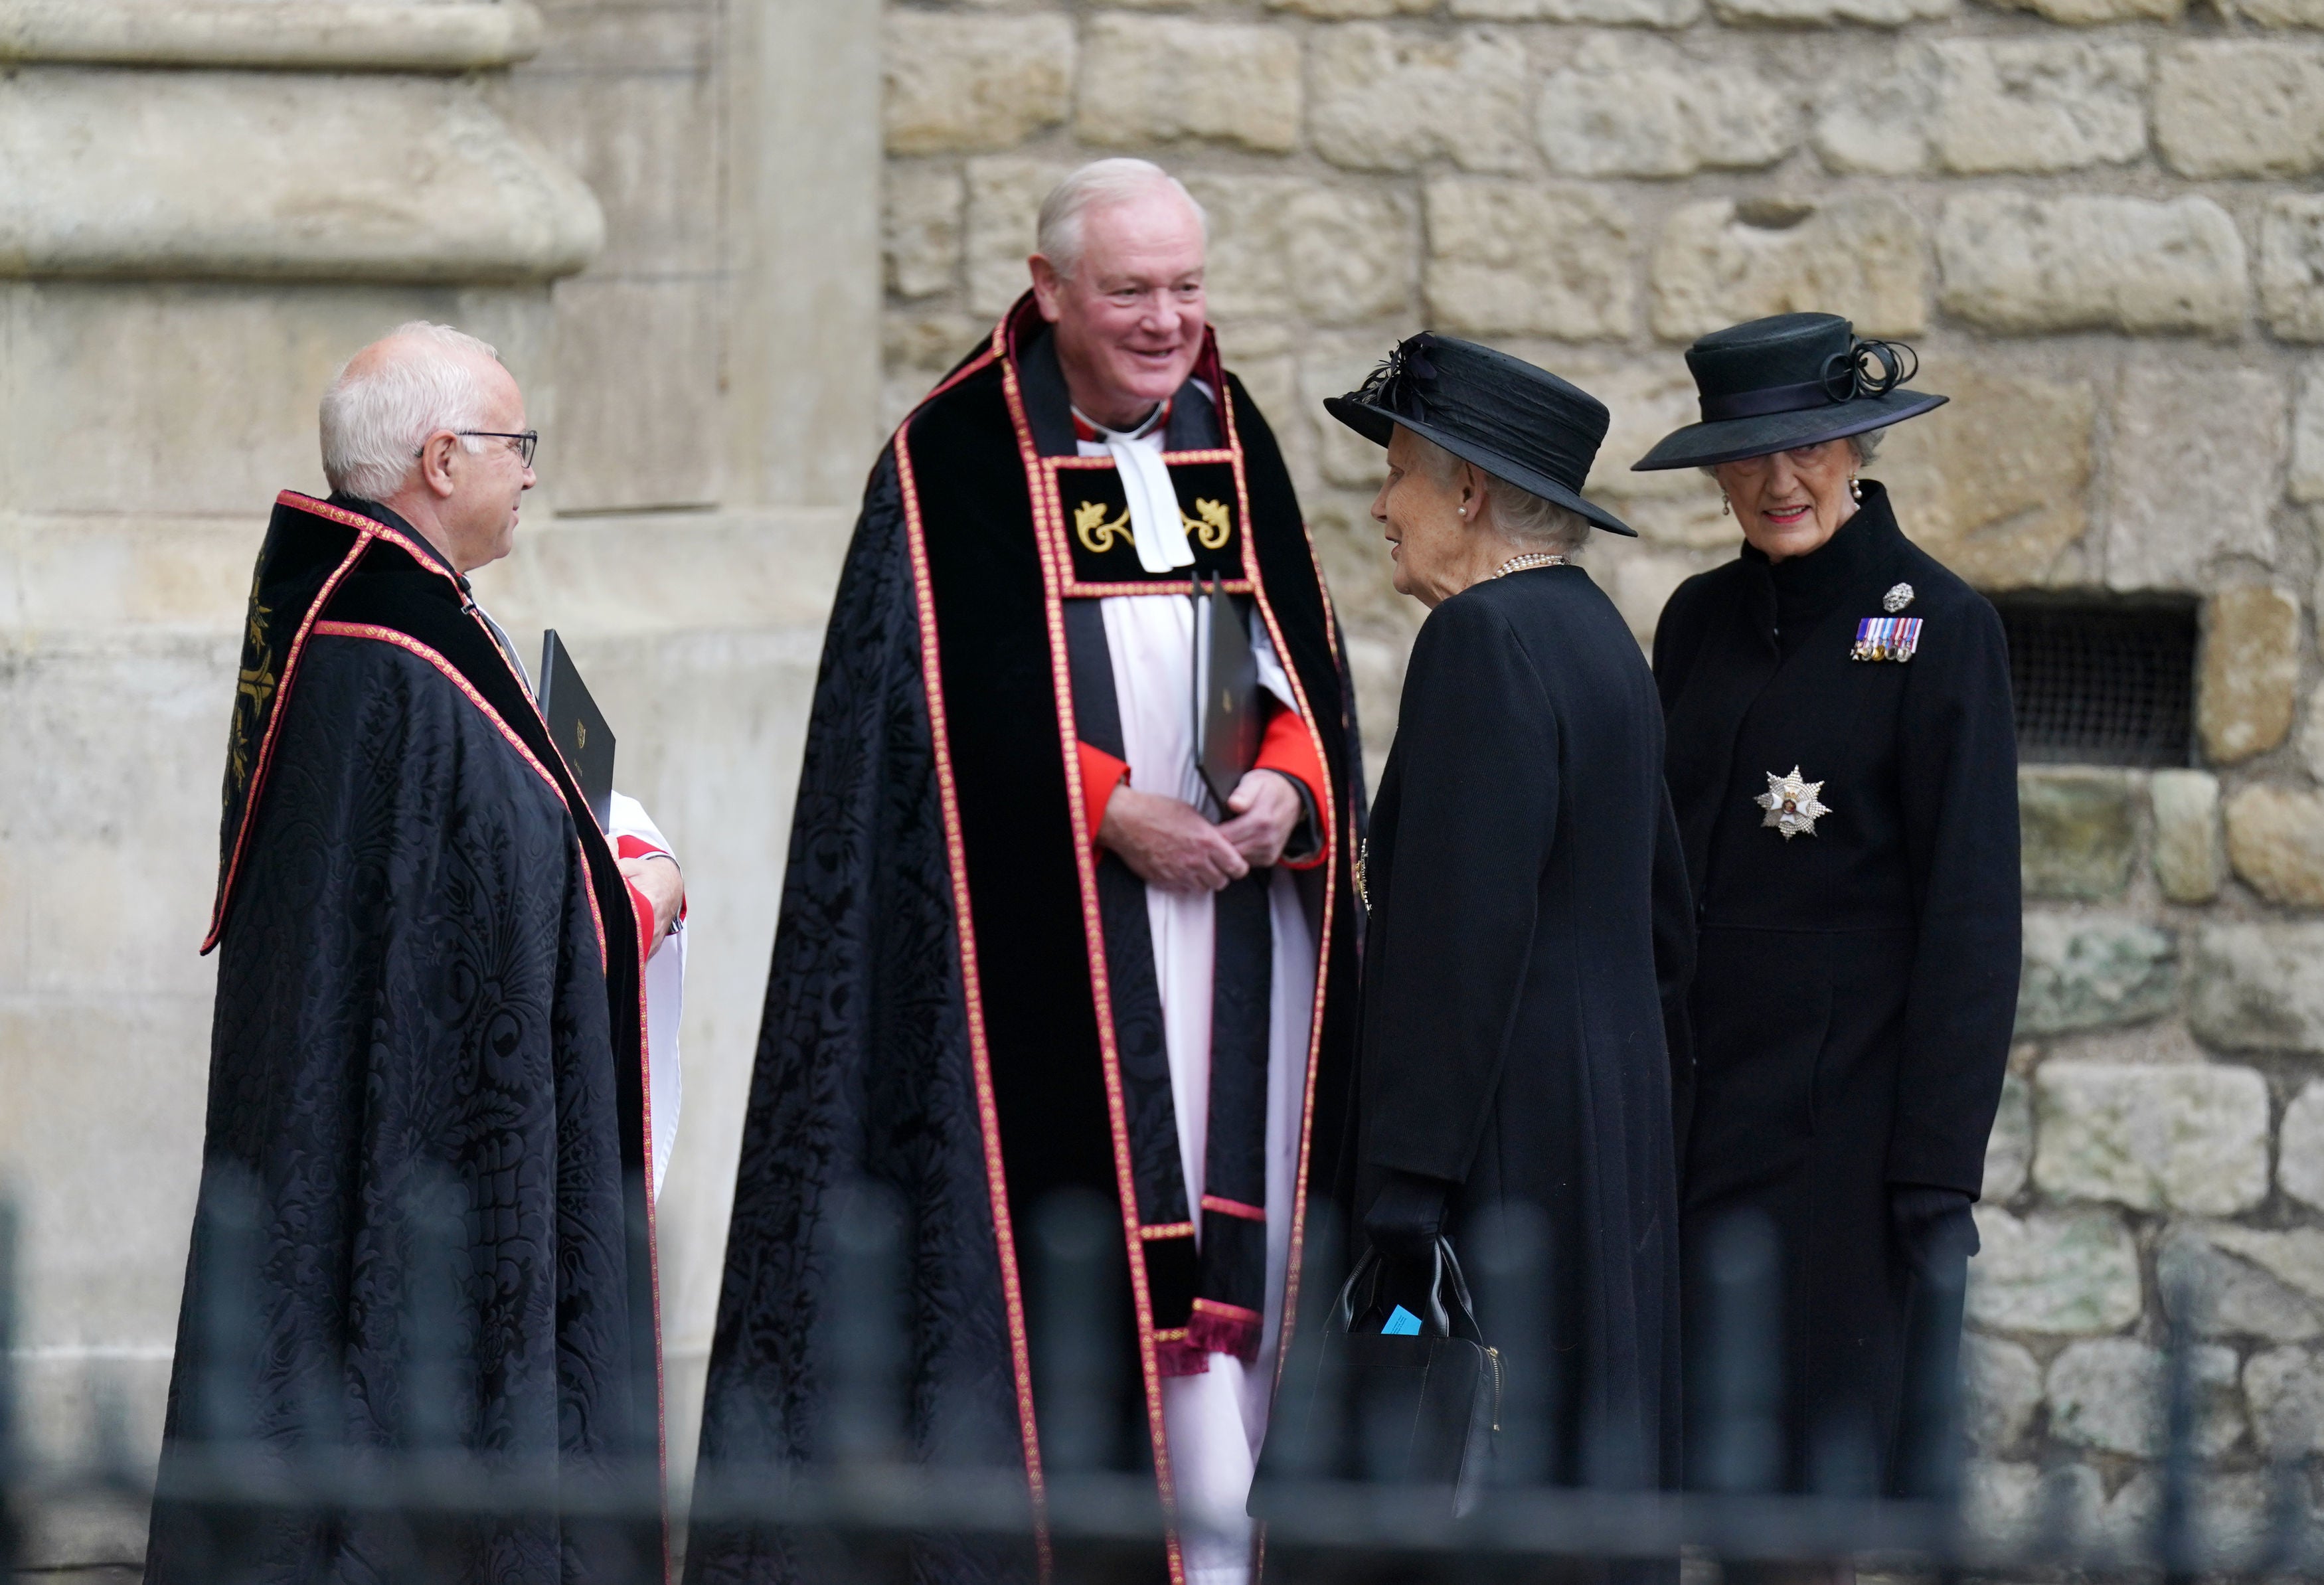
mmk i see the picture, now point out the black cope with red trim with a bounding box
[688,295,1365,1585]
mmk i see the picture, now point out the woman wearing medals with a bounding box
[1635,313,2021,1521]
[1321,334,1696,1505]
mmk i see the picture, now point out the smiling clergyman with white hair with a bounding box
[689,159,1363,1585]
[145,323,683,1585]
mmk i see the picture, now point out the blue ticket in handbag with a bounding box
[1851,616,1922,663]
[1381,1304,1423,1336]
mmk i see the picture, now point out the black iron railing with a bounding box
[1,1188,2313,1582]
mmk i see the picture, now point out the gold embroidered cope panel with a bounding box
[1044,450,1253,597]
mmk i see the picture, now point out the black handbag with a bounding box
[1250,1238,1502,1519]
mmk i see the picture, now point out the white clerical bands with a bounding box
[1083,407,1197,575]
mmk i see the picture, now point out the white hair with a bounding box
[1035,158,1208,280]
[320,321,503,502]
[1413,434,1592,556]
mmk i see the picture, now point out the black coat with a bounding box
[1651,484,2020,1490]
[1355,564,1693,1493]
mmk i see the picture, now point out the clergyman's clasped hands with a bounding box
[1100,769,1303,892]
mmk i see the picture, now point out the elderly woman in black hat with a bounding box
[1635,313,2021,1506]
[1323,335,1695,1497]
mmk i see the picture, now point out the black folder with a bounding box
[537,629,615,831]
[1193,576,1262,813]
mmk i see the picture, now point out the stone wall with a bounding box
[0,0,883,1564]
[878,0,2324,1536]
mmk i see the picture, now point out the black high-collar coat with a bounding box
[1651,483,2020,1491]
[1355,562,1695,1498]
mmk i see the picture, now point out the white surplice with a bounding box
[606,792,687,1198]
[1082,416,1318,1585]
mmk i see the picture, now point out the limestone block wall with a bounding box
[0,0,884,1564]
[878,0,2324,1535]
[1,3,604,1548]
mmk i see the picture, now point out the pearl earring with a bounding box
[1849,475,1863,502]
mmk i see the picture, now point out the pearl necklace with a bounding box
[1493,552,1568,578]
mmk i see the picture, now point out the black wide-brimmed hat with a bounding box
[1631,312,1946,472]
[1323,333,1634,537]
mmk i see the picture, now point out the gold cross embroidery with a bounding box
[228,577,276,785]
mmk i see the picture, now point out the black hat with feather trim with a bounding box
[1323,332,1635,537]
[1631,312,1946,472]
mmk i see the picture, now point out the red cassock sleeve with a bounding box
[1078,703,1325,867]
[1254,701,1328,871]
[1077,741,1131,847]
[616,831,687,932]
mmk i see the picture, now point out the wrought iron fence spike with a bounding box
[195,1167,262,1451]
[0,1182,2294,1578]
[2155,1268,2202,1582]
[1474,1201,1549,1489]
[828,1179,906,1467]
[404,1170,467,1453]
[0,1192,23,1578]
[2258,1398,2311,1577]
[1697,1209,1782,1499]
[1271,1199,1343,1483]
[1033,1189,1118,1475]
[1893,1231,1967,1513]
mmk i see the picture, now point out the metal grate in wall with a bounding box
[1993,594,2197,768]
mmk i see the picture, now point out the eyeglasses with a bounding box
[416,430,539,466]
[458,430,539,466]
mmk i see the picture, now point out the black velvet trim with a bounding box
[1203,871,1272,1211]
[1195,1214,1266,1317]
[1141,1234,1198,1328]
[902,303,1363,1456]
[904,361,1123,1226]
[1063,600,1124,759]
[1097,858,1187,1229]
[1165,383,1218,452]
[1017,327,1080,460]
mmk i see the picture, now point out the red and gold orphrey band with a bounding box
[894,309,1344,1584]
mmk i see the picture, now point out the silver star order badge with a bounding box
[1882,582,1915,613]
[1756,766,1831,840]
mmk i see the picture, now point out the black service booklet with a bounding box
[537,628,615,831]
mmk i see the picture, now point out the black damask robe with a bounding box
[145,493,663,1585]
[687,297,1363,1585]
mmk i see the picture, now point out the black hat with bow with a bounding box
[1631,312,1946,472]
[1323,333,1635,537]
